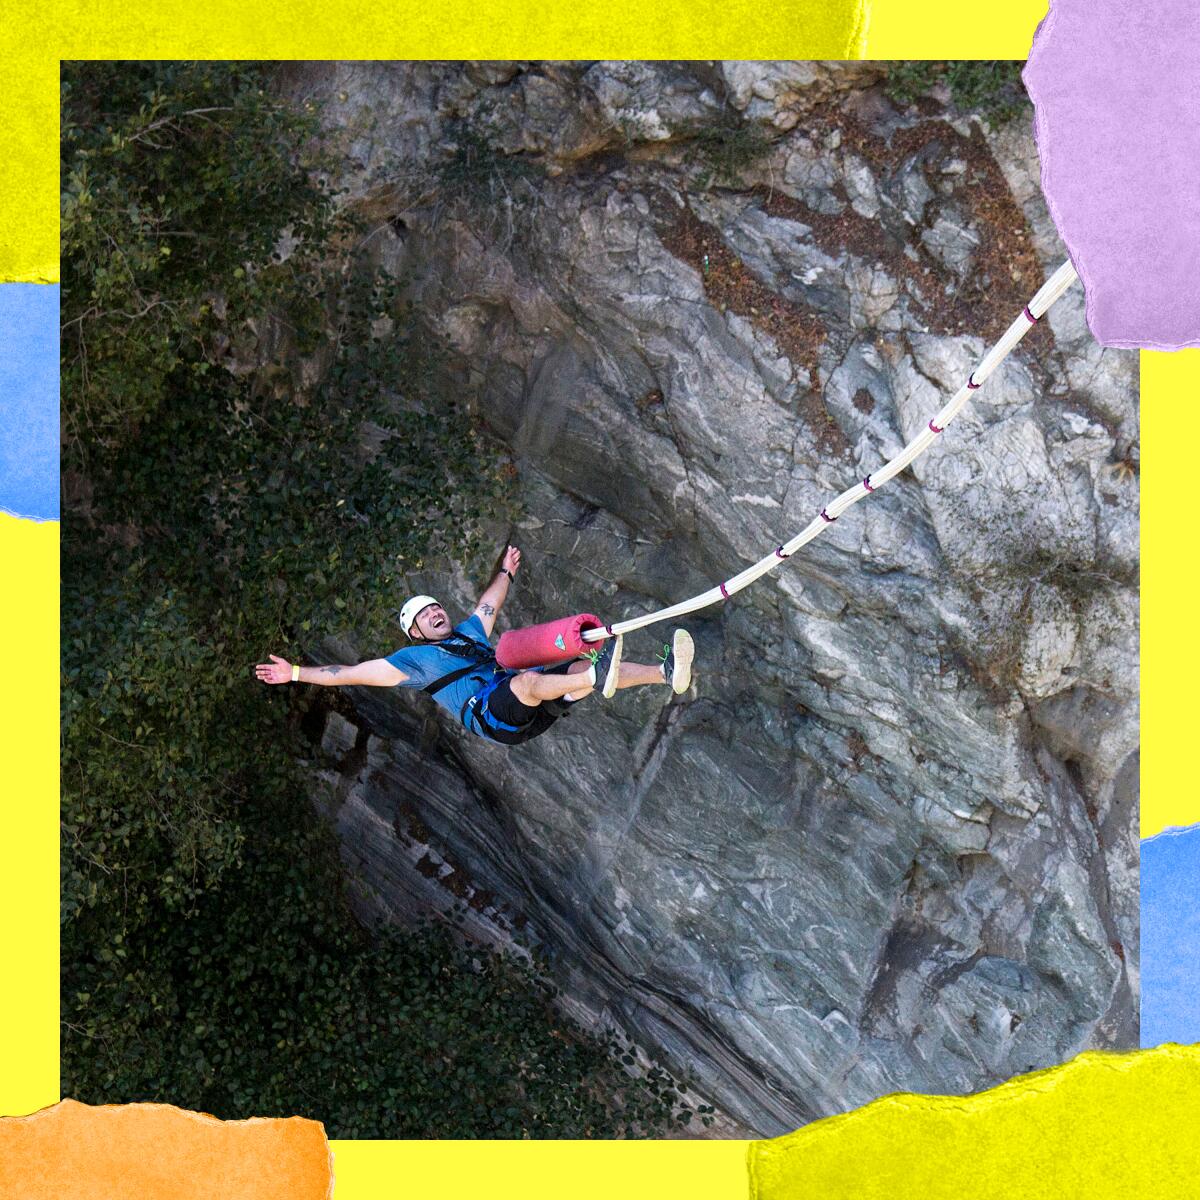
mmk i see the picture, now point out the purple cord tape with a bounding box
[1024,0,1200,349]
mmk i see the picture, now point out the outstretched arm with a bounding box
[255,655,408,687]
[473,544,521,637]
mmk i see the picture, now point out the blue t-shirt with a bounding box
[386,615,506,727]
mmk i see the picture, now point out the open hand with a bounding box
[503,544,521,576]
[255,654,293,685]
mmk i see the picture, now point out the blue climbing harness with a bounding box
[462,673,528,737]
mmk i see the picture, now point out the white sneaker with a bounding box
[659,629,694,695]
[586,635,623,699]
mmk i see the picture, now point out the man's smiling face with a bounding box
[413,604,451,640]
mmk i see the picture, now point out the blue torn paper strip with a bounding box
[1141,823,1200,1048]
[0,284,59,522]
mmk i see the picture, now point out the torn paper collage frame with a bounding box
[2,1,1198,1197]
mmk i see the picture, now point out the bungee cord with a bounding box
[580,260,1080,644]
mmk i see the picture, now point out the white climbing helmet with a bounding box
[398,594,441,637]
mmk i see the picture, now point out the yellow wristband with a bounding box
[291,664,300,683]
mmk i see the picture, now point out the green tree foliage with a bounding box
[61,61,694,1136]
[678,109,774,188]
[438,120,544,209]
[61,62,336,459]
[885,61,1029,124]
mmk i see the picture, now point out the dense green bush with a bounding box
[885,61,1029,124]
[678,109,774,187]
[439,120,544,209]
[61,61,337,459]
[61,60,694,1137]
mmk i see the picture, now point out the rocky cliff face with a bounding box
[286,63,1138,1136]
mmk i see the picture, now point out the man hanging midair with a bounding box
[254,544,695,745]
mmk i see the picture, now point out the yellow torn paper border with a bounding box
[0,56,56,282]
[0,1100,333,1200]
[0,512,58,1122]
[7,4,1198,1199]
[748,1045,1200,1200]
[1141,349,1200,835]
[3,0,873,282]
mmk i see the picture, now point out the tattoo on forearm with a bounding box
[323,665,344,676]
[479,603,495,616]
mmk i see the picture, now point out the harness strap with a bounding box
[461,674,527,735]
[420,632,498,697]
[437,632,497,664]
[422,662,486,697]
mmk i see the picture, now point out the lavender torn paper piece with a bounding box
[1023,0,1200,350]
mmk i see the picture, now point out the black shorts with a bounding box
[470,661,584,746]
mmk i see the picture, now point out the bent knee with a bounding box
[510,671,542,704]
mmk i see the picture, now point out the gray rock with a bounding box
[583,60,719,143]
[920,208,981,277]
[320,710,359,760]
[287,62,1138,1137]
[843,155,881,219]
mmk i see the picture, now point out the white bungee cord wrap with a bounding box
[580,260,1080,645]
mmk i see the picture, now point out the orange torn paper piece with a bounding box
[748,1045,1200,1200]
[0,1100,332,1200]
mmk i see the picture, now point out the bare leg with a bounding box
[508,658,671,707]
[509,661,594,707]
[612,661,669,689]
